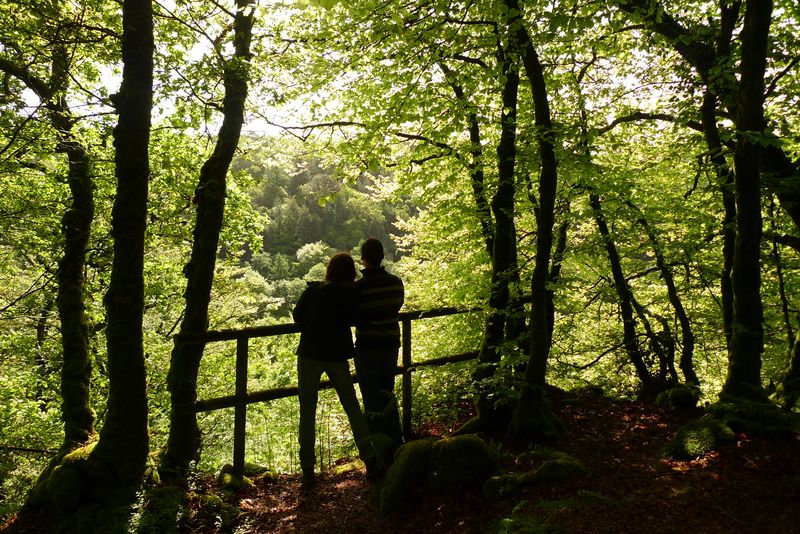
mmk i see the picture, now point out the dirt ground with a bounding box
[184,388,800,533]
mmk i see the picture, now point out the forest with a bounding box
[1,0,799,532]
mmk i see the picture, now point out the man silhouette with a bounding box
[354,238,404,445]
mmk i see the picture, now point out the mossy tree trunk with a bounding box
[85,0,154,501]
[0,8,96,449]
[723,0,771,398]
[51,39,97,448]
[20,0,154,525]
[162,0,254,480]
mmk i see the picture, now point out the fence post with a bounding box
[233,336,248,475]
[401,318,412,440]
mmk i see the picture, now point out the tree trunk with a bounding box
[768,198,794,356]
[723,0,771,398]
[55,109,96,449]
[504,0,562,442]
[85,0,153,503]
[700,90,736,345]
[479,42,519,366]
[547,212,569,344]
[439,62,494,257]
[20,0,153,526]
[0,12,97,451]
[625,199,698,385]
[588,191,651,386]
[162,1,253,479]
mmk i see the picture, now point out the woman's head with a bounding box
[326,252,356,282]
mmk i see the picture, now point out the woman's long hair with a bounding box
[325,252,356,283]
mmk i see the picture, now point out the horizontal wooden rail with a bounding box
[177,305,485,474]
[185,350,481,414]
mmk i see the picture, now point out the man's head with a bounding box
[360,238,384,267]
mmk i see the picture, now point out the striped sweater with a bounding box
[355,267,405,349]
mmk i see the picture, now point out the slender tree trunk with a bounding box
[0,8,97,450]
[50,38,97,445]
[723,0,771,398]
[625,199,698,385]
[479,43,519,365]
[439,63,494,257]
[502,0,562,442]
[55,113,96,448]
[768,198,794,355]
[547,211,569,343]
[700,90,736,345]
[162,0,253,479]
[588,191,651,386]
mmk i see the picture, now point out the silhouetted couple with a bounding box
[292,238,404,487]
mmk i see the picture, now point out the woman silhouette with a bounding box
[293,252,374,487]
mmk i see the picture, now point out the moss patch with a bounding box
[483,451,586,500]
[708,398,800,438]
[663,417,735,459]
[379,435,498,515]
[132,485,187,534]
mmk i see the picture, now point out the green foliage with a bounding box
[2,0,800,525]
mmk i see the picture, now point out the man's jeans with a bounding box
[354,347,399,412]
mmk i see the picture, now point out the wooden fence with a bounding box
[174,306,482,474]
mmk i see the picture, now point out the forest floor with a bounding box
[179,387,800,534]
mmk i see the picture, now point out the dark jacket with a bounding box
[355,267,405,349]
[293,281,358,361]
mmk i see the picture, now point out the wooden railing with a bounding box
[175,306,482,474]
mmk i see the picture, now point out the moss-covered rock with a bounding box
[655,383,700,411]
[379,435,498,515]
[708,398,800,438]
[379,438,436,515]
[133,485,187,534]
[483,451,586,500]
[523,452,587,485]
[217,464,254,490]
[663,417,736,459]
[428,434,498,493]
